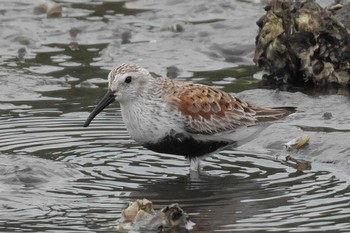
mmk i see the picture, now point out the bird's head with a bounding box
[83,63,152,127]
[108,63,152,102]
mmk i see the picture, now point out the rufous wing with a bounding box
[165,81,295,135]
[167,83,259,134]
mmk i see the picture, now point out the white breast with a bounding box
[120,99,185,144]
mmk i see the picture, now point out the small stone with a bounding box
[285,155,312,171]
[121,31,132,44]
[69,27,81,38]
[17,47,26,62]
[166,65,180,79]
[323,112,333,119]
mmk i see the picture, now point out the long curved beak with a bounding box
[83,89,116,127]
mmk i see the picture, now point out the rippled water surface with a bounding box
[1,0,350,232]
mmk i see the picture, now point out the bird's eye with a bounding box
[125,76,132,84]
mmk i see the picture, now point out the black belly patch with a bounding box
[143,133,235,159]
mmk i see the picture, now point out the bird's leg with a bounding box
[189,158,212,180]
[189,158,201,172]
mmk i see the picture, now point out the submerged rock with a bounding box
[285,155,312,171]
[254,0,350,88]
[323,112,333,119]
[17,47,26,62]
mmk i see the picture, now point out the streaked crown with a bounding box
[107,64,153,102]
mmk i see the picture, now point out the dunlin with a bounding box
[84,64,295,171]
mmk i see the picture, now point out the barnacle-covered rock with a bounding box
[121,198,155,222]
[254,0,350,87]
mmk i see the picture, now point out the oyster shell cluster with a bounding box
[115,199,190,232]
[255,0,350,87]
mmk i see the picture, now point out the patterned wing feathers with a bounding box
[165,83,256,134]
[161,79,294,135]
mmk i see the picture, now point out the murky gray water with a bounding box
[1,0,350,232]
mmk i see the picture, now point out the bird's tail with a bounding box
[252,106,296,122]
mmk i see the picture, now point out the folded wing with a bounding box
[165,82,294,135]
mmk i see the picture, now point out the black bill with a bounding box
[83,89,116,127]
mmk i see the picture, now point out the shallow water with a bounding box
[1,0,350,232]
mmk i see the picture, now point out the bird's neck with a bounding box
[119,88,169,144]
[119,78,185,144]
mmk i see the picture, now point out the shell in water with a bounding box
[284,135,310,150]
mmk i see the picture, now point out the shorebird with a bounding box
[84,64,295,171]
